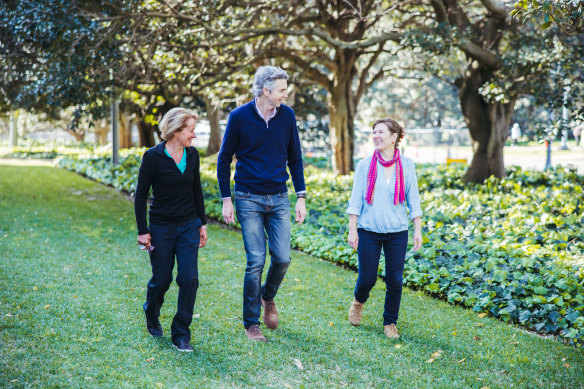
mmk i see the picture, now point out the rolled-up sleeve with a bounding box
[405,160,423,220]
[346,159,366,216]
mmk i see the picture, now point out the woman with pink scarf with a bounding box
[346,118,423,339]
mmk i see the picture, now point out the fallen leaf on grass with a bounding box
[33,286,38,291]
[457,358,466,363]
[480,387,490,389]
[394,344,402,349]
[478,313,488,318]
[427,350,442,363]
[563,363,571,368]
[430,351,442,359]
[10,379,18,383]
[452,331,457,336]
[473,336,481,341]
[293,359,304,370]
[44,305,50,309]
[328,321,334,326]
[475,323,484,327]
[146,358,154,362]
[200,257,207,261]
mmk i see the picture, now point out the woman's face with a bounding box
[174,118,196,147]
[372,123,397,152]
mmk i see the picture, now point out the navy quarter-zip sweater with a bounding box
[134,142,207,235]
[217,100,306,197]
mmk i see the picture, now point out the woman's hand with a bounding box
[347,228,359,251]
[413,229,422,251]
[199,227,208,248]
[347,214,359,250]
[138,233,151,247]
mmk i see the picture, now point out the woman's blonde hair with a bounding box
[159,107,199,140]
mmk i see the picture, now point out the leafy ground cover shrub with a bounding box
[57,148,584,344]
[1,141,99,159]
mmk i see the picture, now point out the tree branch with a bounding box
[480,0,511,19]
[459,38,501,69]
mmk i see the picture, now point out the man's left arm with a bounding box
[287,115,306,224]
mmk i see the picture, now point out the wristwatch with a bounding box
[296,192,306,199]
[201,225,208,229]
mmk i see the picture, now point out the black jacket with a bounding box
[134,141,207,235]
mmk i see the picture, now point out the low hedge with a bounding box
[57,147,584,344]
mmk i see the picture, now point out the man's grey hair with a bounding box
[251,66,289,97]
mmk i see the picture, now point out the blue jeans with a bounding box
[354,228,408,325]
[144,218,201,342]
[234,191,291,328]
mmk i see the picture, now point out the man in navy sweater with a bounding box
[217,65,306,342]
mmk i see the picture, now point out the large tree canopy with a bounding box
[2,0,582,181]
[131,0,407,174]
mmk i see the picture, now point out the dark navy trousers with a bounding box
[144,218,201,342]
[354,228,408,325]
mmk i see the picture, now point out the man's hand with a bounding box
[222,198,235,224]
[295,197,306,224]
[199,227,208,248]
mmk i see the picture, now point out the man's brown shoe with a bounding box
[383,323,400,339]
[261,298,278,329]
[348,298,364,326]
[245,325,267,342]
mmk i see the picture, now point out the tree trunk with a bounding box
[9,110,18,146]
[137,118,156,147]
[203,96,222,156]
[119,112,132,148]
[94,119,109,146]
[459,67,515,183]
[67,129,85,142]
[328,70,356,175]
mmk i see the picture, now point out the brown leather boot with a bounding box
[245,325,267,342]
[261,298,278,329]
[383,323,400,338]
[348,298,364,326]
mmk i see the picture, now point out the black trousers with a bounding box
[143,218,201,342]
[354,229,408,325]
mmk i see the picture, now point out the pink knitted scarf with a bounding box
[365,149,405,205]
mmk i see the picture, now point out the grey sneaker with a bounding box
[172,338,194,352]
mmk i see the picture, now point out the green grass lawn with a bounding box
[1,164,583,388]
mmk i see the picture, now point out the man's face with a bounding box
[264,78,288,107]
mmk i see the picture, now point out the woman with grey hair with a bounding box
[135,107,208,352]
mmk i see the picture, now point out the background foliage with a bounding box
[47,147,584,344]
